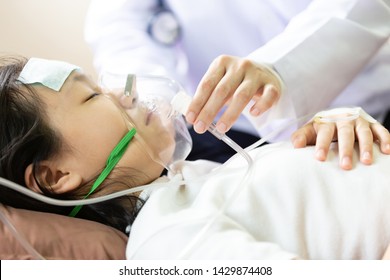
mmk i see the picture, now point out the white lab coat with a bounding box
[85,0,390,140]
[126,142,390,259]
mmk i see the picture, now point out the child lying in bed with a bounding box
[1,56,390,259]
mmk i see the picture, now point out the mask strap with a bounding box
[69,128,137,217]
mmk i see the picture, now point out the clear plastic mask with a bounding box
[100,73,192,171]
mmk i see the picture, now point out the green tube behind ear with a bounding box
[69,128,137,217]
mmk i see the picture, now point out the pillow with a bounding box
[0,203,128,259]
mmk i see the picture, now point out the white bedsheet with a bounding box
[126,142,390,259]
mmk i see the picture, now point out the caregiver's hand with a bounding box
[291,110,390,170]
[382,243,390,260]
[185,55,282,134]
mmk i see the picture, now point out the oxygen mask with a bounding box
[100,73,193,171]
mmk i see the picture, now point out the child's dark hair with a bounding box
[0,55,144,233]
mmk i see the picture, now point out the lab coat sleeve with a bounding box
[84,0,187,84]
[246,0,390,140]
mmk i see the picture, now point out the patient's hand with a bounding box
[291,114,390,170]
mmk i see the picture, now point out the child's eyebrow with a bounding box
[72,73,99,90]
[73,73,88,82]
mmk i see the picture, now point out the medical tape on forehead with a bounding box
[17,57,80,91]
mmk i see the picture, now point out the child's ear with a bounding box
[24,162,83,194]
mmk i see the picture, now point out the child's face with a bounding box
[35,71,170,192]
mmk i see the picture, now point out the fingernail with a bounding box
[251,108,260,116]
[194,120,206,133]
[341,156,352,170]
[186,111,196,123]
[292,137,300,148]
[362,151,371,162]
[216,122,227,133]
[315,149,326,161]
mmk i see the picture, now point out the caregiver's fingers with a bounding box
[371,122,390,154]
[215,65,281,134]
[192,70,244,133]
[187,55,282,134]
[214,78,261,133]
[354,118,374,165]
[336,120,355,170]
[185,58,227,131]
[248,84,280,116]
[216,82,280,134]
[382,243,390,260]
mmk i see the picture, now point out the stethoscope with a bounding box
[147,0,181,45]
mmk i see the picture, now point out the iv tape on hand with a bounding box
[312,107,377,124]
[17,57,80,91]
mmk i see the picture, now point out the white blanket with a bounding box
[126,142,390,259]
